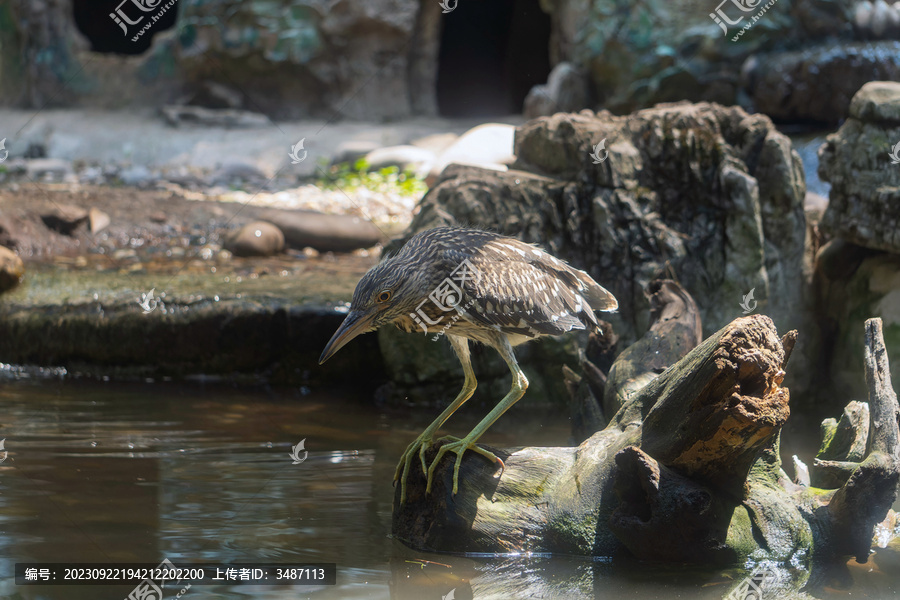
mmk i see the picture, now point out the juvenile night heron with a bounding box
[319,227,617,502]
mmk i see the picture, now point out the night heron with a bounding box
[319,227,617,502]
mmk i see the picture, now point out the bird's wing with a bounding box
[445,237,615,338]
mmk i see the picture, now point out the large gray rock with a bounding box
[386,103,812,403]
[745,42,900,125]
[819,81,900,253]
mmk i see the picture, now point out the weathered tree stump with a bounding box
[392,314,899,568]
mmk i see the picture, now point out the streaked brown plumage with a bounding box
[319,227,617,502]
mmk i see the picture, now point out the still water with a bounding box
[0,375,897,600]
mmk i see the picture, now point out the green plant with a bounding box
[316,158,428,197]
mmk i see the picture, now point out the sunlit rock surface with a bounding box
[820,81,900,253]
[815,82,900,400]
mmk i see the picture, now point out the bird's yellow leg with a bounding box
[395,335,476,503]
[426,337,529,496]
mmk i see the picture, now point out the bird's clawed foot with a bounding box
[425,436,505,496]
[394,431,460,503]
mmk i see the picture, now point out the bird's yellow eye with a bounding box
[376,290,392,303]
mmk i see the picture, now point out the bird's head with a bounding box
[318,257,427,364]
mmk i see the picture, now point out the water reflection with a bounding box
[0,378,896,599]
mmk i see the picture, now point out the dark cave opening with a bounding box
[436,0,552,117]
[72,0,177,55]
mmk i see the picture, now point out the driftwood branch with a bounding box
[824,318,900,562]
[393,315,791,560]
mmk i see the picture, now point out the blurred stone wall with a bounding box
[0,0,897,122]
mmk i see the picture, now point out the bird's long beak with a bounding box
[319,310,377,364]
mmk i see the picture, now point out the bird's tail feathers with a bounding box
[586,284,618,312]
[573,270,618,312]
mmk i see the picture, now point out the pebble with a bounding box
[224,222,285,257]
[89,207,111,233]
[0,245,24,293]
